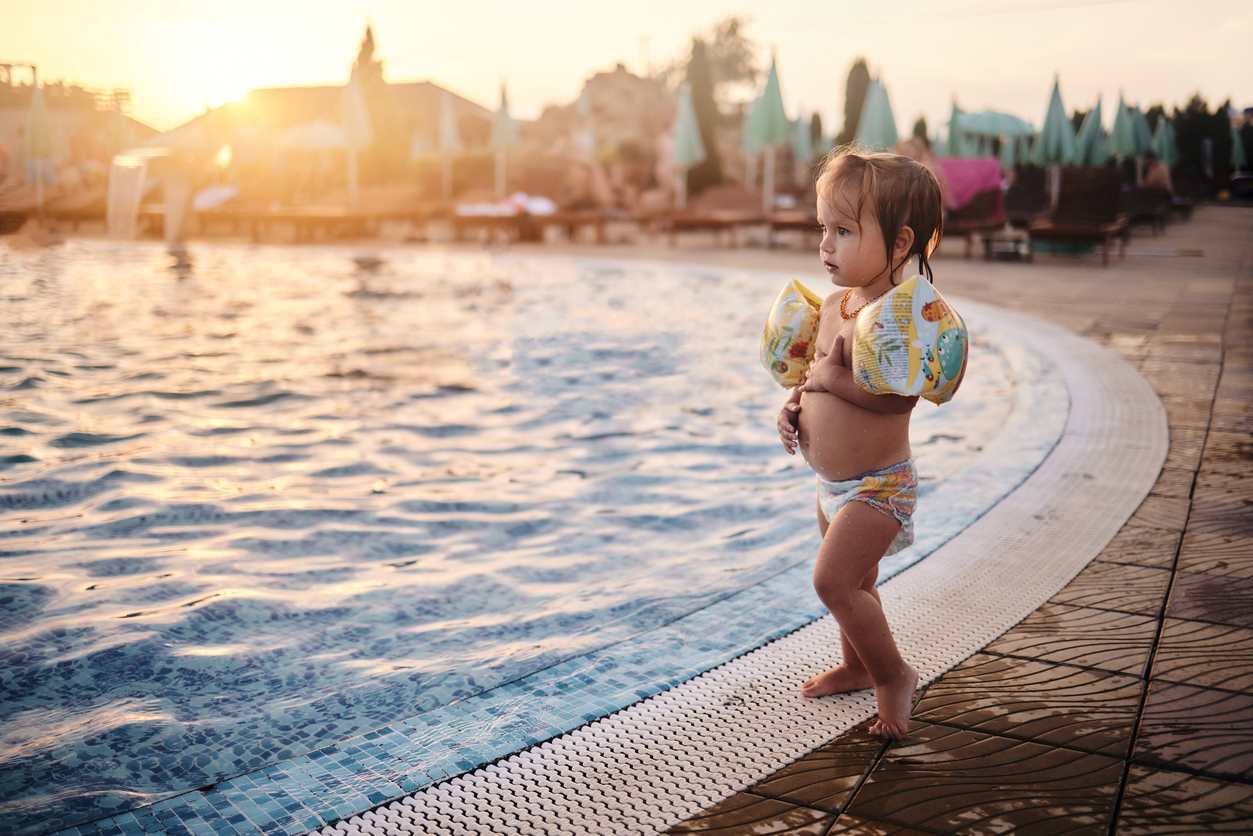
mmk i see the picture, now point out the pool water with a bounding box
[0,242,1054,834]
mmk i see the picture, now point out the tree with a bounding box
[686,38,724,194]
[836,58,870,146]
[1172,94,1236,193]
[707,17,760,99]
[810,112,824,153]
[1070,109,1088,133]
[1144,104,1166,132]
[912,116,928,141]
[656,16,760,102]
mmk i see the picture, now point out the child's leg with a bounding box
[801,496,881,697]
[811,500,919,740]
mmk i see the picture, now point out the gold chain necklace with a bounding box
[839,287,889,320]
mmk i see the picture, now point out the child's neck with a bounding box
[855,265,908,302]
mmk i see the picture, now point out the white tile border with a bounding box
[312,294,1167,836]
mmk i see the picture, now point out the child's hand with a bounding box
[800,335,847,394]
[777,401,801,454]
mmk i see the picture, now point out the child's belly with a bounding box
[797,391,913,482]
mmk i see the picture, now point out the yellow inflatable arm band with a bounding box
[851,275,968,405]
[759,279,823,388]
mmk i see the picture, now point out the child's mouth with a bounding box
[824,261,838,274]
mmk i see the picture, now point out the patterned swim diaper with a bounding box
[816,458,918,556]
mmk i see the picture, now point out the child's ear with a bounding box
[893,226,916,263]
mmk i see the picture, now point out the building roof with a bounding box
[168,80,497,151]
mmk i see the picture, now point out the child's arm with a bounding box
[801,336,918,414]
[804,362,918,413]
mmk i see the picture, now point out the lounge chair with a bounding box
[943,188,1007,258]
[1169,170,1208,220]
[1027,167,1129,266]
[537,208,614,244]
[766,208,818,248]
[662,184,766,247]
[1005,166,1049,228]
[1121,186,1171,235]
[44,186,109,231]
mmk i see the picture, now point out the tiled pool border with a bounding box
[52,262,1069,836]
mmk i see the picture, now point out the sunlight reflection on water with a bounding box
[0,241,1019,830]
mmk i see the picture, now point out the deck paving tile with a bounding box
[910,653,1142,757]
[842,721,1122,833]
[980,602,1157,678]
[1151,617,1253,692]
[1046,561,1172,617]
[1094,523,1182,570]
[1165,570,1253,628]
[744,719,885,813]
[1133,680,1253,780]
[1116,765,1253,834]
[1176,529,1253,578]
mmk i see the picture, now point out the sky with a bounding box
[4,0,1250,137]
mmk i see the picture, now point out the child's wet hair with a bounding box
[815,145,944,283]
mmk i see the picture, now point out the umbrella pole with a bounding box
[495,150,506,200]
[763,145,775,215]
[164,170,192,245]
[675,168,687,210]
[347,151,359,209]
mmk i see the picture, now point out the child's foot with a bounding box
[868,664,919,740]
[800,664,874,697]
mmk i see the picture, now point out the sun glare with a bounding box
[191,70,257,111]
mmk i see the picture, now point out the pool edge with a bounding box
[306,281,1167,834]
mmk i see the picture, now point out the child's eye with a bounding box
[837,227,850,236]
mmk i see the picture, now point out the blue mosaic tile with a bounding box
[127,806,167,835]
[110,813,146,836]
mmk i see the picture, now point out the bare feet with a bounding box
[800,664,874,698]
[868,664,920,740]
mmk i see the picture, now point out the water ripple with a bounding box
[0,242,1026,834]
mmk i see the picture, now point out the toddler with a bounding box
[776,147,944,740]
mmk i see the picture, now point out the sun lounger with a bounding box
[662,184,767,247]
[44,186,109,231]
[943,188,1007,258]
[1005,166,1050,228]
[663,210,765,247]
[1121,186,1171,235]
[1027,167,1129,267]
[766,209,818,248]
[0,209,28,235]
[538,209,613,244]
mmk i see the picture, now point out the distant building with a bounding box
[0,70,155,183]
[152,21,500,205]
[182,80,495,158]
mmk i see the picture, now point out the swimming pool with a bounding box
[0,242,1064,834]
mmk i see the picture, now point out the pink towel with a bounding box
[937,158,1004,211]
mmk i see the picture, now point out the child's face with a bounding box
[816,184,889,289]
